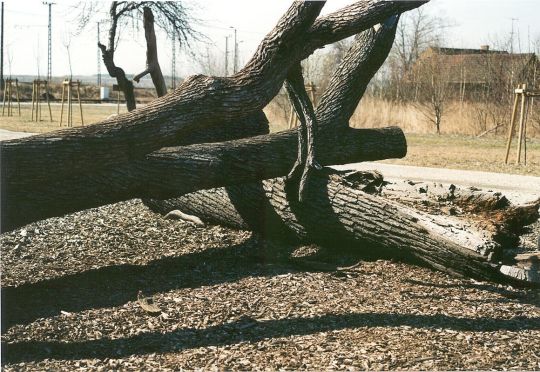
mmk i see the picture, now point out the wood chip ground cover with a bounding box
[1,200,539,370]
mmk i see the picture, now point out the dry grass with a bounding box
[266,96,540,137]
[2,101,539,177]
[0,103,129,133]
[264,97,540,176]
[385,133,540,177]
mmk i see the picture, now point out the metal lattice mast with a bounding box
[43,2,55,82]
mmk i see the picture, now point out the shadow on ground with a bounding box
[3,310,540,364]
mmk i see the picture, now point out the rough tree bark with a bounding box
[1,0,425,232]
[144,13,540,285]
[98,2,137,111]
[133,7,167,97]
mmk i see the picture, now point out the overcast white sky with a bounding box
[2,0,540,79]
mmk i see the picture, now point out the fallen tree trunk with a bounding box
[0,2,406,231]
[146,170,540,286]
[1,125,405,231]
[144,16,539,285]
[1,1,423,183]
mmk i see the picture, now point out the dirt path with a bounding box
[0,129,35,141]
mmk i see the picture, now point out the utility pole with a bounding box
[1,2,4,91]
[171,32,177,89]
[224,35,229,76]
[43,2,55,82]
[510,18,518,54]
[97,21,101,86]
[230,26,237,74]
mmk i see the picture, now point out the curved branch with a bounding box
[133,7,167,98]
[1,1,429,231]
[305,0,426,54]
[98,42,136,111]
[316,14,400,126]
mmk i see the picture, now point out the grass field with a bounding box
[2,103,539,177]
[0,102,128,133]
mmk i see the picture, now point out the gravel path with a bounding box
[0,129,35,142]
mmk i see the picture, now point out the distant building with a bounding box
[407,45,538,100]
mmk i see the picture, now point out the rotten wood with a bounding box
[146,170,540,286]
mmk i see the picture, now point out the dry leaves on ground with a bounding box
[1,200,539,370]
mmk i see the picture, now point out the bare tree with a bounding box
[75,1,201,111]
[414,52,451,134]
[62,34,73,80]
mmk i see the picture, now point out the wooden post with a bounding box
[516,84,527,164]
[7,79,11,116]
[2,79,7,116]
[77,80,84,125]
[45,81,53,122]
[504,86,520,164]
[31,81,35,121]
[523,94,529,166]
[37,81,41,121]
[68,81,72,127]
[15,79,20,116]
[8,80,13,116]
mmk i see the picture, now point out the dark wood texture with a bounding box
[133,7,167,97]
[98,2,137,111]
[1,1,424,232]
[145,171,539,285]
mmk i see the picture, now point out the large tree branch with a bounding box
[133,7,167,98]
[304,0,426,54]
[97,42,136,111]
[145,171,540,286]
[316,14,400,126]
[2,126,405,232]
[1,1,427,231]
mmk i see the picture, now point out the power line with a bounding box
[171,32,178,89]
[230,26,237,74]
[224,35,229,76]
